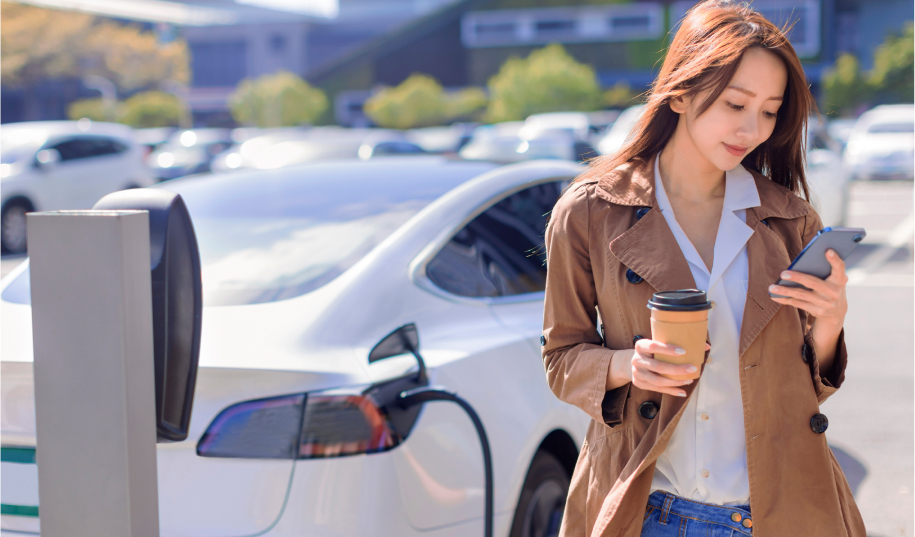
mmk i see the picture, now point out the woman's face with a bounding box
[672,47,788,171]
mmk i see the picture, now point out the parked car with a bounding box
[805,118,851,226]
[406,123,477,154]
[596,104,646,157]
[1,157,589,536]
[211,128,425,172]
[844,104,915,181]
[148,128,234,181]
[133,126,177,157]
[0,120,155,254]
[460,125,596,163]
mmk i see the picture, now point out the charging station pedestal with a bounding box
[28,210,160,537]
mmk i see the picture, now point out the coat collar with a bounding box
[595,156,810,221]
[604,155,811,357]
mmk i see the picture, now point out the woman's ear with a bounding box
[669,95,690,114]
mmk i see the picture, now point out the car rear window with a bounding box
[1,159,495,307]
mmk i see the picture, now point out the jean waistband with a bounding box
[647,491,753,535]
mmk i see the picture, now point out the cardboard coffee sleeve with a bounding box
[647,290,712,381]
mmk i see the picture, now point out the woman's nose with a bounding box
[736,113,759,143]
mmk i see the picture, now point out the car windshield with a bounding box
[867,122,915,134]
[162,159,494,306]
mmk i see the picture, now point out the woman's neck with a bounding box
[657,123,726,203]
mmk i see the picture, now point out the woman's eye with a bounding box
[763,111,778,119]
[725,101,744,111]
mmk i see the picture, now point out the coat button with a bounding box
[636,207,651,220]
[626,268,643,284]
[761,218,770,227]
[638,401,659,419]
[810,413,829,433]
[730,513,742,523]
[540,335,546,346]
[633,335,644,345]
[801,343,810,363]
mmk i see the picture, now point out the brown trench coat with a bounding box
[541,157,866,537]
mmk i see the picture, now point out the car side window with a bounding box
[373,142,424,156]
[426,180,568,298]
[49,137,127,162]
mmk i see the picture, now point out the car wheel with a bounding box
[1,199,31,254]
[509,451,570,537]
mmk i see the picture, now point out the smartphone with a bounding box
[769,227,866,299]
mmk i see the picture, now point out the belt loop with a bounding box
[659,493,675,525]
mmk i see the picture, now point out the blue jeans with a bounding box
[641,491,753,537]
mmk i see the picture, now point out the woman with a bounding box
[541,1,866,536]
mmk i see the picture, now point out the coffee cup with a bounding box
[647,289,712,380]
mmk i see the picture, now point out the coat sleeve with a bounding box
[800,208,848,405]
[542,183,629,426]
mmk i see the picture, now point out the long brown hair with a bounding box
[578,0,817,199]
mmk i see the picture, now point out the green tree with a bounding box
[603,82,639,108]
[229,71,328,127]
[365,74,447,129]
[822,54,871,116]
[365,74,488,129]
[119,91,183,128]
[67,98,109,122]
[1,2,189,119]
[867,22,914,104]
[485,44,602,123]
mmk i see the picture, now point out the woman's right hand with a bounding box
[629,339,698,397]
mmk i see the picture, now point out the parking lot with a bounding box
[2,178,912,536]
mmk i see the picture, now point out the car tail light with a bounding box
[197,391,403,460]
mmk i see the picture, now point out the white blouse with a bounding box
[649,154,760,506]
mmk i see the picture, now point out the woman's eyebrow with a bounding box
[726,85,783,101]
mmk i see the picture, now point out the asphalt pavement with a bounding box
[0,180,912,535]
[828,180,914,537]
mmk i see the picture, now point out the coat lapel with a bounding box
[600,157,697,293]
[739,175,811,356]
[609,207,697,293]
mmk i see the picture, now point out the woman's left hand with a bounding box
[768,249,848,329]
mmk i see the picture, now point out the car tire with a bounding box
[509,451,570,537]
[1,199,32,255]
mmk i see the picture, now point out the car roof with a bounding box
[1,120,135,139]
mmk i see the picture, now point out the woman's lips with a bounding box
[723,143,748,156]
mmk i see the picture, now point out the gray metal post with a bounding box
[28,211,159,537]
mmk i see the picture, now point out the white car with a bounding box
[844,104,915,181]
[596,104,646,157]
[211,128,425,173]
[0,120,155,254]
[805,118,851,227]
[1,157,590,536]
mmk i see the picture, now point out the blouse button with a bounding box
[701,469,710,478]
[700,413,709,421]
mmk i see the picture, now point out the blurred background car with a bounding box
[459,122,596,163]
[825,118,857,152]
[406,123,477,154]
[596,104,646,157]
[0,120,155,254]
[1,157,589,536]
[210,127,426,172]
[133,126,177,158]
[147,128,234,181]
[843,104,915,181]
[806,117,851,226]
